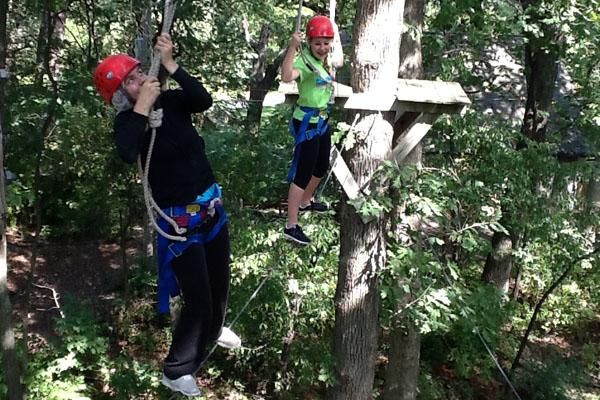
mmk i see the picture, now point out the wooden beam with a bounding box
[344,92,397,111]
[330,146,364,201]
[393,101,465,116]
[396,79,471,105]
[392,113,438,164]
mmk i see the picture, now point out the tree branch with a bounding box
[509,247,600,376]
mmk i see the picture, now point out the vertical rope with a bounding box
[148,0,177,78]
[138,0,187,242]
[295,0,303,32]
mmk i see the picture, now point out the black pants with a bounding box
[292,120,332,190]
[163,225,230,379]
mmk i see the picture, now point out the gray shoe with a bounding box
[161,374,202,397]
[216,327,242,349]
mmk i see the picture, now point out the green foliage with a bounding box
[23,297,109,399]
[205,105,291,207]
[3,0,600,398]
[211,207,340,395]
[515,358,588,400]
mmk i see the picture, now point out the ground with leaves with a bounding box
[6,225,600,399]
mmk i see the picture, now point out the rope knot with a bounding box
[149,108,164,128]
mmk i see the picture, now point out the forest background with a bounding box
[0,0,599,399]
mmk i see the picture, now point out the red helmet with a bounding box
[306,15,334,39]
[94,54,140,103]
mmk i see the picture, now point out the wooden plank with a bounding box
[392,113,438,164]
[396,79,471,105]
[393,101,466,116]
[329,147,377,224]
[343,92,398,111]
[276,81,353,107]
[277,81,353,98]
[330,147,363,201]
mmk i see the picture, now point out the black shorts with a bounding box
[291,119,332,189]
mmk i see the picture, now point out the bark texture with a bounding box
[328,1,403,399]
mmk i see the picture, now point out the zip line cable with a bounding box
[440,268,523,400]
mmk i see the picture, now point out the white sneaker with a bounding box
[216,327,241,349]
[161,374,202,397]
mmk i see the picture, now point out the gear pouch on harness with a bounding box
[287,105,331,182]
[156,183,228,313]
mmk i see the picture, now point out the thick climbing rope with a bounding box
[135,0,189,242]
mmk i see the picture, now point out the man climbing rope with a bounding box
[281,15,343,245]
[94,33,241,397]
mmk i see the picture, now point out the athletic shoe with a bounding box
[299,201,329,213]
[283,224,311,245]
[216,327,242,349]
[161,374,202,397]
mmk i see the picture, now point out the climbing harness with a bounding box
[156,183,228,313]
[288,1,341,183]
[132,0,203,243]
[287,105,331,182]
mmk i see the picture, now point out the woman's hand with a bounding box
[133,77,161,116]
[156,33,179,74]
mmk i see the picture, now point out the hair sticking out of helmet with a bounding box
[94,54,141,104]
[306,15,334,39]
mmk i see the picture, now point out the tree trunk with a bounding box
[384,0,424,398]
[520,8,560,142]
[483,0,561,291]
[0,0,24,397]
[384,323,421,400]
[143,212,154,257]
[586,176,600,247]
[328,1,403,399]
[481,232,514,293]
[29,0,61,347]
[243,22,285,135]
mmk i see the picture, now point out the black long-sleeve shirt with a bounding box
[113,67,214,208]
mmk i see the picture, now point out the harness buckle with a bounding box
[167,242,183,257]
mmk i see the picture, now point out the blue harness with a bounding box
[287,105,331,182]
[156,183,228,313]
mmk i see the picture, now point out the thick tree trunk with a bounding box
[384,323,421,400]
[384,0,424,398]
[0,0,24,397]
[328,1,403,399]
[520,31,559,141]
[482,232,514,292]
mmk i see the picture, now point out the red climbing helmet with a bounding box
[306,15,334,39]
[94,54,140,103]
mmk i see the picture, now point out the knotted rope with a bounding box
[136,0,188,242]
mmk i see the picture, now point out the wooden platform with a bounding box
[268,78,471,223]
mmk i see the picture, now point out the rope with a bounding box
[440,268,523,400]
[201,264,278,367]
[137,0,188,242]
